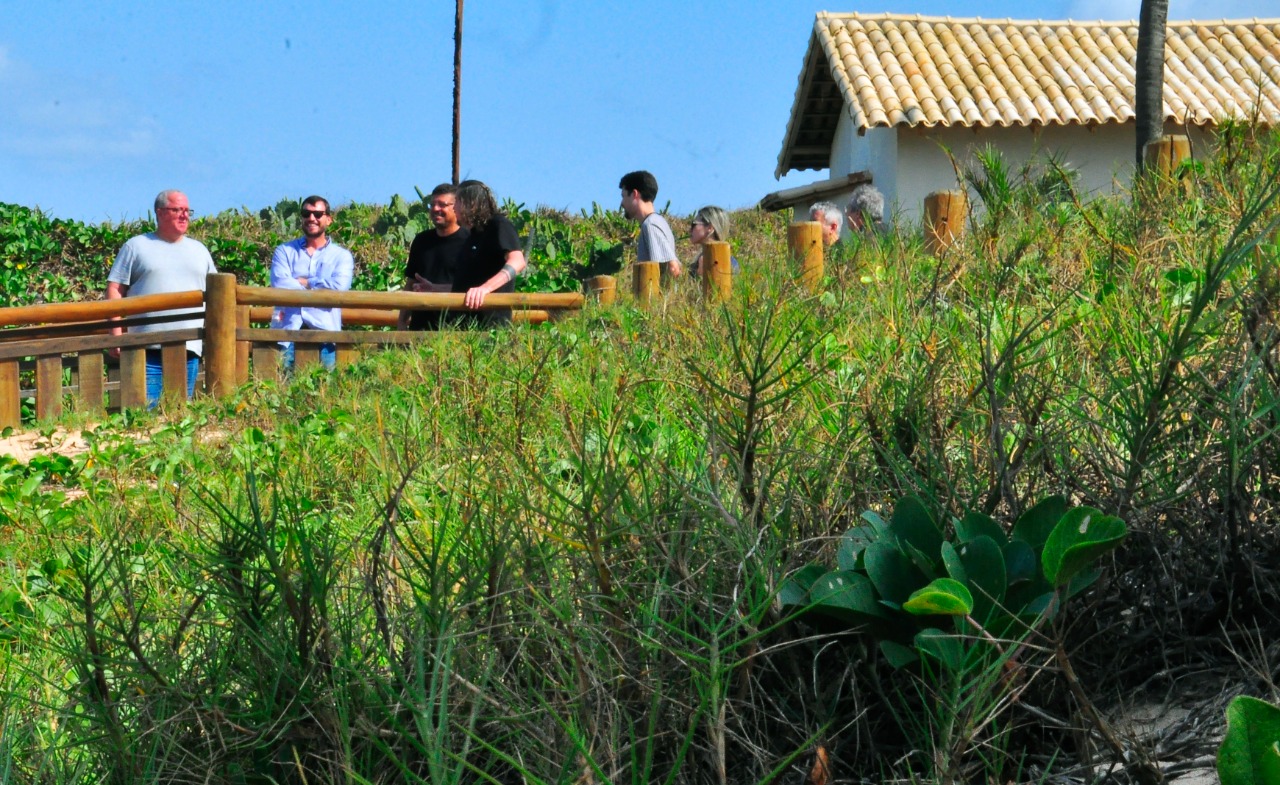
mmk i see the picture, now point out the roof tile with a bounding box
[780,14,1280,174]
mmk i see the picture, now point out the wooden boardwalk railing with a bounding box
[0,274,584,428]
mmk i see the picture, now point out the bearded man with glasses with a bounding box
[106,189,217,407]
[269,195,355,370]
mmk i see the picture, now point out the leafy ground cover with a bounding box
[2,129,1280,783]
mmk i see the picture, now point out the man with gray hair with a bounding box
[808,201,843,247]
[846,184,888,236]
[107,189,217,407]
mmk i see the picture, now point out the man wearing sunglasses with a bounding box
[269,195,354,370]
[107,189,217,406]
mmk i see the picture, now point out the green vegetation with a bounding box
[3,127,1280,783]
[0,191,642,306]
[1219,696,1280,785]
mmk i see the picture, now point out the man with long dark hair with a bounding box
[452,180,528,326]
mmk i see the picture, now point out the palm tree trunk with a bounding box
[1134,0,1169,171]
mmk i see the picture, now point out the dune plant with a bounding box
[780,495,1128,782]
[1218,695,1280,785]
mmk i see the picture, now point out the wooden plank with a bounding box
[77,352,105,416]
[0,291,204,328]
[252,345,280,383]
[235,286,584,311]
[119,348,148,411]
[513,310,550,325]
[239,328,440,345]
[235,306,251,385]
[0,359,19,429]
[0,312,200,343]
[248,306,399,328]
[336,346,359,368]
[203,273,236,398]
[36,355,64,421]
[295,345,321,372]
[162,344,188,403]
[0,328,202,362]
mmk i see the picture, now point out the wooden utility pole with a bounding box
[453,0,464,185]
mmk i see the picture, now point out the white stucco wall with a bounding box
[827,112,898,223]
[829,117,1214,227]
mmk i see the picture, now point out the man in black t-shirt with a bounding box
[399,183,470,330]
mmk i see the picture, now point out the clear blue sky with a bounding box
[2,0,1276,224]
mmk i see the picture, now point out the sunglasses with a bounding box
[302,209,329,219]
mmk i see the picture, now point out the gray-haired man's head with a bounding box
[846,185,885,231]
[809,201,843,246]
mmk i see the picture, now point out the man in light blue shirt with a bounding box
[270,194,354,369]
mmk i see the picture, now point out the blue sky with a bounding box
[2,0,1277,224]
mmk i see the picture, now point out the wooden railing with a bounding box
[0,274,584,428]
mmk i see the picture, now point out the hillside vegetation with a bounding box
[2,127,1280,784]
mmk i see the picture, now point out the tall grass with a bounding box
[2,130,1279,783]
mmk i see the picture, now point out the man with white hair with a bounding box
[107,189,217,406]
[808,201,843,247]
[846,184,888,236]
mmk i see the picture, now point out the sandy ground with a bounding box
[0,428,92,462]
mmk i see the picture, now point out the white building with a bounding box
[765,14,1280,225]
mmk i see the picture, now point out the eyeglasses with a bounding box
[691,220,707,227]
[301,209,329,219]
[159,207,193,217]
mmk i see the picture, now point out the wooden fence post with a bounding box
[235,305,250,385]
[923,190,967,256]
[204,272,237,397]
[1144,134,1191,177]
[35,356,63,421]
[119,348,147,411]
[788,221,824,293]
[702,242,733,303]
[633,262,661,306]
[0,359,18,429]
[586,275,617,306]
[77,352,105,416]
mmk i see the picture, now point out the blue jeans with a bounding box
[281,342,337,371]
[145,350,199,408]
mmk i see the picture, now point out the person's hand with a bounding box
[107,347,121,360]
[668,259,683,277]
[464,286,487,309]
[296,277,309,288]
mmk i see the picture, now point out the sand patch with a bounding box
[0,428,92,463]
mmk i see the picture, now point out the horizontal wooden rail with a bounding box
[0,311,207,342]
[235,286,583,311]
[0,291,204,328]
[245,306,550,328]
[0,329,202,362]
[241,328,440,345]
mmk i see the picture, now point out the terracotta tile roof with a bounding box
[777,14,1280,176]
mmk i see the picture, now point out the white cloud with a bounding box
[0,45,158,163]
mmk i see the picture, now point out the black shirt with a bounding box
[404,227,470,330]
[452,215,522,327]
